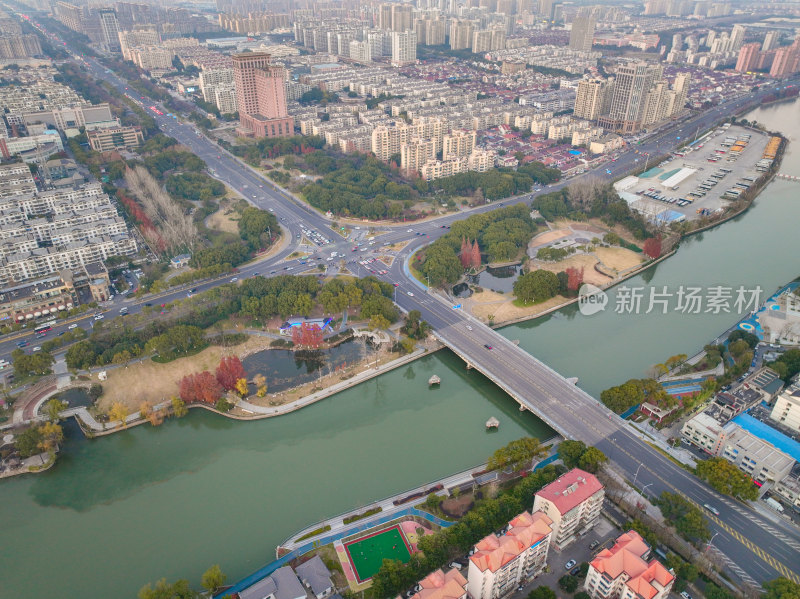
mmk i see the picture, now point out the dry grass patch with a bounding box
[96,335,271,413]
[593,246,645,273]
[205,205,240,234]
[530,254,611,286]
[529,228,571,247]
[471,294,567,324]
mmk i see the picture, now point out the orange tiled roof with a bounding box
[590,531,674,599]
[412,568,467,599]
[470,511,552,573]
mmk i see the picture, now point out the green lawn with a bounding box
[344,526,411,582]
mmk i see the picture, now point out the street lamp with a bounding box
[633,464,642,488]
[705,532,719,552]
[640,483,653,498]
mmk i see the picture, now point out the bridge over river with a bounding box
[393,288,800,587]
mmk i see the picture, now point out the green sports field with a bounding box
[344,526,412,582]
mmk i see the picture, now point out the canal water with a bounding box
[1,101,799,599]
[241,339,364,394]
[503,100,800,397]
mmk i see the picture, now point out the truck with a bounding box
[765,497,784,513]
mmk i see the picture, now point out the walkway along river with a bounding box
[1,101,800,599]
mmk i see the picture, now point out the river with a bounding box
[1,101,799,599]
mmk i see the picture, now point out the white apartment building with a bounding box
[680,412,729,454]
[391,30,417,66]
[443,130,476,160]
[532,468,604,550]
[467,511,553,599]
[774,475,800,511]
[771,386,800,433]
[118,28,159,60]
[401,138,436,174]
[584,531,674,599]
[720,423,795,484]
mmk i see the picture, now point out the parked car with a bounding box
[589,540,600,550]
[68,324,78,330]
[569,566,581,577]
[681,592,693,599]
[564,560,577,570]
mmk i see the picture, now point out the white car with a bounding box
[230,277,239,283]
[68,324,78,330]
[33,346,41,352]
[407,291,414,296]
[466,325,473,331]
[407,229,413,233]
[94,314,104,321]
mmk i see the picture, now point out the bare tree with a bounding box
[125,166,198,253]
[567,176,606,210]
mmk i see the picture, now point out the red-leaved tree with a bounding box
[460,237,471,268]
[566,266,585,292]
[471,240,481,269]
[643,236,662,259]
[179,371,223,404]
[216,355,246,391]
[292,323,324,348]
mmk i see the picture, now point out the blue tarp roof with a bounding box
[733,412,800,462]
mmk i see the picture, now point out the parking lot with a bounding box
[618,125,771,223]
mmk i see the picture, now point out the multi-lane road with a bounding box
[8,16,800,587]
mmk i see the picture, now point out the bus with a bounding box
[34,319,56,335]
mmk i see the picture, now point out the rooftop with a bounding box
[534,468,603,514]
[470,511,552,573]
[591,531,673,599]
[408,568,467,599]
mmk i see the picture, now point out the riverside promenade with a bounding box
[216,454,560,599]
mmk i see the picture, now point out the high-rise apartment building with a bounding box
[466,511,553,599]
[763,30,779,52]
[97,9,121,52]
[449,20,475,50]
[401,138,435,174]
[584,531,674,599]
[391,30,417,66]
[233,53,293,138]
[118,29,160,61]
[574,78,609,121]
[730,24,746,51]
[736,42,761,72]
[443,130,476,160]
[532,469,604,550]
[380,3,414,31]
[599,62,662,134]
[770,44,800,77]
[569,16,595,53]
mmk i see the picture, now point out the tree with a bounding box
[470,239,481,269]
[566,266,585,292]
[88,383,103,401]
[558,575,579,592]
[628,518,658,548]
[180,371,223,405]
[402,310,430,340]
[200,565,226,594]
[559,440,587,468]
[696,457,758,501]
[513,270,560,304]
[171,396,188,418]
[12,348,55,377]
[575,592,591,599]
[657,491,710,543]
[44,398,68,422]
[292,322,324,348]
[38,421,64,455]
[254,373,267,397]
[370,314,391,331]
[488,437,546,472]
[705,583,735,599]
[528,587,556,599]
[138,578,200,599]
[763,577,800,599]
[15,425,44,457]
[643,235,662,259]
[216,355,246,391]
[578,447,608,473]
[234,377,249,397]
[109,402,130,427]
